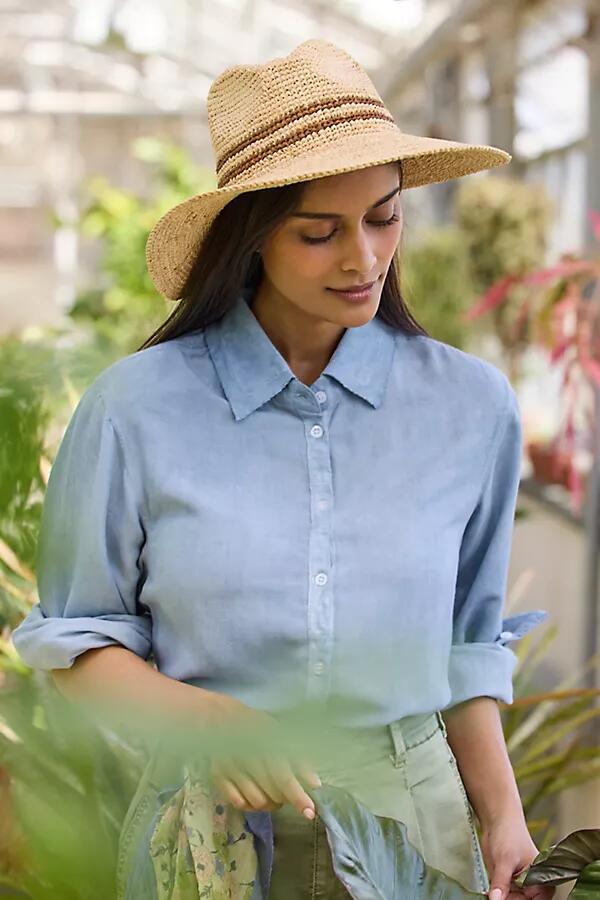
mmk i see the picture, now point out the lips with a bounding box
[329,280,376,293]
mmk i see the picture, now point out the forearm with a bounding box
[441,696,526,828]
[51,646,228,734]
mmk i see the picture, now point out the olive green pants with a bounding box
[268,710,490,899]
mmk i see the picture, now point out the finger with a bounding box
[204,759,285,812]
[260,751,316,803]
[231,773,273,810]
[267,752,314,790]
[216,775,248,810]
[248,758,289,805]
[273,761,316,819]
[212,755,257,792]
[212,753,315,816]
[215,774,283,811]
[295,759,322,789]
[220,753,286,807]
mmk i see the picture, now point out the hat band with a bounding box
[216,98,395,188]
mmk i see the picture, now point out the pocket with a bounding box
[446,751,477,827]
[404,730,489,893]
[317,749,427,860]
[445,749,489,893]
[116,757,160,900]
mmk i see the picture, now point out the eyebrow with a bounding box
[290,186,400,220]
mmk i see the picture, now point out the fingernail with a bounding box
[303,807,315,820]
[490,890,502,900]
[312,775,322,788]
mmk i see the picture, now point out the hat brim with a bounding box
[146,130,510,300]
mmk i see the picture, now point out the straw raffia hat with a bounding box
[146,38,511,301]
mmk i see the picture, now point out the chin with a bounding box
[336,304,379,327]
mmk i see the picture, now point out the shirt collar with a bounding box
[204,288,398,421]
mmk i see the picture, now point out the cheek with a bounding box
[376,224,402,260]
[267,241,334,285]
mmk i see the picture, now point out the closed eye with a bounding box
[301,213,400,245]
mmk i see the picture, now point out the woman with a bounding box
[12,39,553,900]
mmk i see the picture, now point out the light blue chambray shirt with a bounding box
[12,287,548,726]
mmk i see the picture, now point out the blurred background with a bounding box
[0,1,599,897]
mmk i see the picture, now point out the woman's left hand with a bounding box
[480,816,556,899]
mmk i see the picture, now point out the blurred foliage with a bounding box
[0,672,148,899]
[401,226,474,349]
[58,137,216,360]
[455,176,554,296]
[499,617,600,849]
[0,342,53,574]
[455,175,555,381]
[0,346,85,633]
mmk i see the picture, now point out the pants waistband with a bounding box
[310,710,448,776]
[146,709,449,787]
[386,710,447,767]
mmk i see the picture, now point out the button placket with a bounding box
[304,408,334,701]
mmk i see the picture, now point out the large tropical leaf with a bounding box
[312,782,486,899]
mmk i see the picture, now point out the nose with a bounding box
[340,226,377,276]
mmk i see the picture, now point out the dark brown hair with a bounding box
[137,160,428,351]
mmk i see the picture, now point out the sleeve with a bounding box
[10,387,153,670]
[444,379,549,709]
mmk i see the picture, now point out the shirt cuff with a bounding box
[11,603,153,670]
[446,610,549,707]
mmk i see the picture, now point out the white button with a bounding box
[314,662,325,675]
[317,498,329,510]
[315,390,327,403]
[315,572,328,586]
[310,424,324,438]
[500,631,514,640]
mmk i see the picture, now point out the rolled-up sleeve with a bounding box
[445,379,548,708]
[11,387,152,670]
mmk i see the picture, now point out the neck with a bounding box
[249,282,345,386]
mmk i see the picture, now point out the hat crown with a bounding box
[206,39,394,188]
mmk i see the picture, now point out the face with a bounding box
[256,162,403,328]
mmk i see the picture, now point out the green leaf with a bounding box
[510,828,600,892]
[570,860,600,898]
[312,783,485,899]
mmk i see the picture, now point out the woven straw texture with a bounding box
[146,39,511,301]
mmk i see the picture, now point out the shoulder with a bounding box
[395,331,515,420]
[75,331,210,425]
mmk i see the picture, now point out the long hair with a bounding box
[137,161,428,351]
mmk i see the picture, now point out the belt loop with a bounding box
[387,720,408,768]
[435,710,448,738]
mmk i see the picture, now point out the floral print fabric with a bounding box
[150,762,258,900]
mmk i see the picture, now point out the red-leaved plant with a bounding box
[465,210,600,516]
